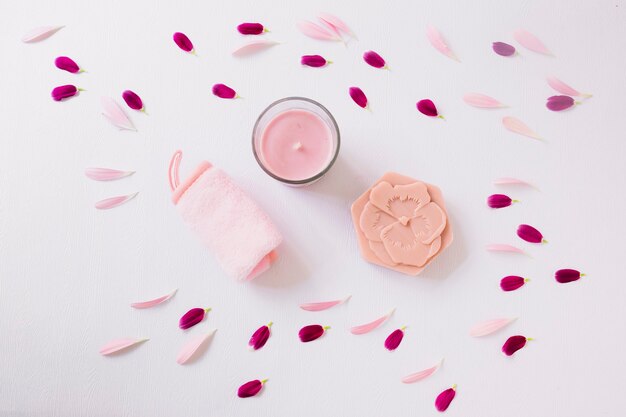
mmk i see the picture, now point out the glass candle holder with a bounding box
[252,97,340,186]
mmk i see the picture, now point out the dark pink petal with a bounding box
[435,385,457,412]
[249,322,272,350]
[555,269,584,284]
[487,194,517,208]
[517,224,546,244]
[51,84,79,101]
[502,335,531,356]
[384,328,405,351]
[417,99,442,118]
[349,87,368,108]
[212,83,237,99]
[237,23,266,35]
[173,32,194,53]
[122,90,144,111]
[301,55,330,67]
[500,275,528,292]
[54,56,81,73]
[363,50,387,69]
[179,307,209,329]
[237,379,266,398]
[299,324,328,343]
[546,95,576,111]
[492,42,516,56]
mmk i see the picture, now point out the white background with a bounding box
[1,1,625,416]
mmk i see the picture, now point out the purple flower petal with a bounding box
[517,224,546,244]
[487,194,517,208]
[212,83,237,99]
[237,23,266,35]
[363,50,387,69]
[51,84,79,101]
[435,385,457,412]
[301,55,330,67]
[298,324,328,343]
[500,275,528,292]
[384,328,405,351]
[249,322,272,350]
[502,335,530,356]
[417,99,441,118]
[122,90,144,111]
[237,379,266,398]
[54,56,81,73]
[179,307,209,329]
[546,95,576,111]
[173,32,194,53]
[349,87,368,108]
[555,269,584,284]
[492,42,516,56]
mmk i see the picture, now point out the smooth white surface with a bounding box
[1,1,625,416]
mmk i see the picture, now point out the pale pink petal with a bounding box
[350,309,395,335]
[85,167,135,181]
[410,202,446,244]
[22,25,64,43]
[402,360,443,383]
[99,338,148,355]
[359,202,398,242]
[426,25,458,61]
[101,97,136,131]
[486,243,525,255]
[232,40,279,57]
[469,318,517,337]
[297,20,341,41]
[370,181,431,218]
[547,76,591,98]
[300,296,350,312]
[463,93,505,108]
[94,192,138,210]
[318,12,356,39]
[514,29,551,55]
[176,330,216,365]
[502,116,541,140]
[493,177,532,187]
[381,222,432,267]
[131,289,177,309]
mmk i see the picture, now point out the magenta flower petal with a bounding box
[173,32,194,53]
[249,322,272,350]
[502,335,531,356]
[500,275,528,292]
[51,84,79,101]
[301,55,330,67]
[417,99,442,118]
[237,23,266,35]
[349,87,368,108]
[546,95,576,111]
[492,42,516,56]
[212,83,237,99]
[555,269,584,284]
[122,90,144,111]
[384,328,405,351]
[179,307,210,329]
[54,56,81,73]
[487,194,517,208]
[299,324,329,343]
[238,379,267,398]
[363,50,387,69]
[435,385,457,412]
[517,224,546,243]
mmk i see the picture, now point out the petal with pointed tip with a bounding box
[99,338,147,355]
[131,289,177,309]
[232,40,278,56]
[176,330,216,364]
[94,193,138,210]
[350,309,394,335]
[469,318,517,337]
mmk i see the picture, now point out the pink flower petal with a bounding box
[131,289,177,309]
[176,330,216,364]
[517,224,546,244]
[122,90,144,111]
[349,87,368,108]
[318,13,356,40]
[350,309,394,335]
[492,42,516,56]
[546,95,576,111]
[426,25,458,61]
[173,32,195,53]
[463,93,505,108]
[384,328,405,350]
[300,296,350,312]
[363,50,387,69]
[435,385,457,412]
[94,192,138,210]
[99,338,148,355]
[547,76,591,98]
[417,99,442,118]
[301,55,331,67]
[85,167,135,181]
[401,360,442,383]
[493,177,532,187]
[513,29,551,55]
[232,40,278,56]
[22,25,64,43]
[299,324,329,342]
[248,322,272,350]
[500,275,528,292]
[55,56,82,73]
[555,269,585,284]
[237,23,266,35]
[502,116,541,140]
[238,379,267,398]
[487,194,517,208]
[179,307,210,330]
[297,20,341,41]
[469,318,517,337]
[486,243,525,255]
[502,335,531,356]
[51,85,79,101]
[212,83,238,99]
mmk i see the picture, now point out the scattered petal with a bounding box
[502,116,541,140]
[469,318,517,337]
[232,40,279,56]
[238,379,267,398]
[299,324,329,342]
[101,96,136,131]
[94,193,138,210]
[417,99,443,118]
[131,289,177,309]
[547,76,591,98]
[297,20,341,41]
[546,95,576,111]
[487,194,517,208]
[176,330,216,364]
[500,275,529,292]
[435,385,457,412]
[492,41,516,56]
[249,322,272,350]
[51,85,79,101]
[463,93,505,108]
[426,25,458,61]
[22,25,64,43]
[237,23,267,35]
[493,177,532,187]
[55,56,82,73]
[173,32,195,53]
[555,269,584,284]
[513,29,551,55]
[212,83,238,99]
[122,90,145,111]
[350,309,394,335]
[301,55,331,67]
[486,243,525,255]
[318,13,356,40]
[300,296,350,311]
[401,360,442,383]
[502,335,531,356]
[99,338,148,355]
[349,87,368,109]
[363,50,388,69]
[384,327,405,351]
[85,167,135,181]
[179,307,210,330]
[517,224,546,244]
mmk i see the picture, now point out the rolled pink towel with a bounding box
[169,150,282,281]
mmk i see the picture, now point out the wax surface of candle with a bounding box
[259,109,333,181]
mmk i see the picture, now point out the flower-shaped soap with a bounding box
[351,173,453,275]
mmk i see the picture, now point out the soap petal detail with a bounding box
[360,202,397,242]
[381,222,432,267]
[410,202,446,244]
[370,181,431,218]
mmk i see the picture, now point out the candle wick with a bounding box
[292,141,303,151]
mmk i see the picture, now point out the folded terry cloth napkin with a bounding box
[168,150,282,281]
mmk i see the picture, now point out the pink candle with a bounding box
[253,97,340,185]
